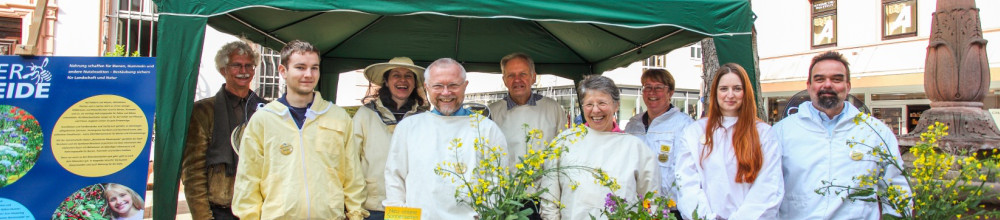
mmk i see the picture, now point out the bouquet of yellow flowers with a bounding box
[435,113,618,220]
[818,114,1000,219]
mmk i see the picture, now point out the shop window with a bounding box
[871,93,926,101]
[642,54,667,68]
[882,0,917,39]
[0,17,20,55]
[256,46,284,101]
[811,0,837,48]
[105,0,158,56]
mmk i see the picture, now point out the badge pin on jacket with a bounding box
[280,143,293,155]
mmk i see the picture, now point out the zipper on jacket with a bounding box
[298,117,311,218]
[825,133,833,214]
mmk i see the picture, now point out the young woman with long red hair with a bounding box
[675,63,783,219]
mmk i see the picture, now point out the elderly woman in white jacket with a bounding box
[675,63,783,220]
[540,75,661,220]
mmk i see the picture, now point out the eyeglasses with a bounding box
[641,85,669,92]
[228,63,256,71]
[429,83,463,92]
[582,101,612,109]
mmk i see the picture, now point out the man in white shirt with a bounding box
[383,58,508,219]
[772,51,910,219]
[487,53,566,219]
[488,53,567,168]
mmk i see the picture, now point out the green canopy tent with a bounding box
[153,1,755,218]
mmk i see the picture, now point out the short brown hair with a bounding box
[279,40,319,66]
[640,69,676,91]
[809,51,850,82]
[500,53,535,74]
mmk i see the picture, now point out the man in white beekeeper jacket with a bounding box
[487,53,566,220]
[383,58,508,219]
[772,51,911,219]
[488,53,567,169]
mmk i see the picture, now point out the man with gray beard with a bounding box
[383,58,508,219]
[770,51,910,219]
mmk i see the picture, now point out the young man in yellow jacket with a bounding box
[232,40,367,220]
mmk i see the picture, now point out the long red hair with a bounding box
[701,63,763,184]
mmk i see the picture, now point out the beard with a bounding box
[816,89,840,110]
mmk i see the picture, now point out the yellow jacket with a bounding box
[233,92,367,220]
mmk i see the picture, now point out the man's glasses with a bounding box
[429,83,463,92]
[228,64,256,71]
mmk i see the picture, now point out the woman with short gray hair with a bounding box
[540,75,662,220]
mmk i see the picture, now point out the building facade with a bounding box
[0,0,287,102]
[754,0,1000,135]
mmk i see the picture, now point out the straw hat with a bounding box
[363,57,425,85]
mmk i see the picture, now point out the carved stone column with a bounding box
[898,0,1000,153]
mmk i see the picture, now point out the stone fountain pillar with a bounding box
[898,0,1000,153]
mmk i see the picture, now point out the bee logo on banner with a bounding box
[0,58,52,99]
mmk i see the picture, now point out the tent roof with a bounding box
[151,1,756,219]
[164,0,752,79]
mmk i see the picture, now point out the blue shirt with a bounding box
[805,101,845,136]
[431,108,474,116]
[278,95,313,129]
[502,93,544,110]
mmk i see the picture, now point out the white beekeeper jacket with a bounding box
[774,101,910,219]
[488,95,567,166]
[675,116,783,220]
[624,106,693,202]
[383,111,508,219]
[351,99,426,212]
[539,127,661,220]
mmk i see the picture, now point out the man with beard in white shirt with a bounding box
[383,58,508,219]
[773,51,910,219]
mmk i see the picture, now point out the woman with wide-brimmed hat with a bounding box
[350,57,429,220]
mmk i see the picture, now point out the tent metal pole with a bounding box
[228,13,286,45]
[589,23,639,47]
[598,29,683,64]
[453,18,462,59]
[532,21,588,63]
[324,16,384,57]
[268,12,325,33]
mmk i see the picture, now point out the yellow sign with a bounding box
[385,206,421,220]
[51,95,148,177]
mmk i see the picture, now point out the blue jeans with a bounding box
[365,210,384,220]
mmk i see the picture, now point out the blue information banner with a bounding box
[0,56,155,220]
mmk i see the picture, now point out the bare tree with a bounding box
[700,25,767,121]
[700,38,719,119]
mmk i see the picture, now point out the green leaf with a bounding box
[846,188,875,198]
[518,208,534,217]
